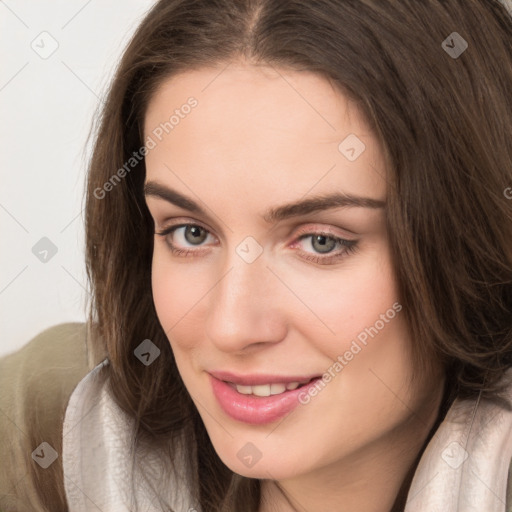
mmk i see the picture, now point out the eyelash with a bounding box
[154,223,358,265]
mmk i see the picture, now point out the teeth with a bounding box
[234,381,304,396]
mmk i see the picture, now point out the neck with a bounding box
[258,389,446,512]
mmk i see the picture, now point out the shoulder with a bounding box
[0,322,96,511]
[407,371,512,511]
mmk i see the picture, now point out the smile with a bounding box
[226,378,316,397]
[209,374,322,424]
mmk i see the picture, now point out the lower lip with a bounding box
[209,374,321,425]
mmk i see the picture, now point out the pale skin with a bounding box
[143,60,445,512]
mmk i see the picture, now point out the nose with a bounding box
[204,246,288,354]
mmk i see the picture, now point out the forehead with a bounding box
[143,63,386,208]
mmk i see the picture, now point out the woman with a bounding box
[1,0,512,510]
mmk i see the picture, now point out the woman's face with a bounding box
[144,62,443,483]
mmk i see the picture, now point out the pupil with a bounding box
[313,235,335,254]
[186,226,206,244]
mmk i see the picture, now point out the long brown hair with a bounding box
[82,0,512,510]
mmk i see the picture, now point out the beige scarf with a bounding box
[63,360,512,511]
[405,373,512,511]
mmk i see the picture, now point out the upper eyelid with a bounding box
[153,215,214,234]
[158,221,218,240]
[158,222,355,246]
[148,204,362,237]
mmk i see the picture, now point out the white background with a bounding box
[0,0,156,357]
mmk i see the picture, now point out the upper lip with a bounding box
[209,370,321,386]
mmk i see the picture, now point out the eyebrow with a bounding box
[144,180,385,223]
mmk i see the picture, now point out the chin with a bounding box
[212,444,300,480]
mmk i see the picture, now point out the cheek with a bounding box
[151,248,209,350]
[273,241,401,359]
[151,251,209,388]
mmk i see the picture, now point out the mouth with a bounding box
[223,376,318,397]
[209,374,323,425]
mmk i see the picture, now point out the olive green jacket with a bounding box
[0,323,106,511]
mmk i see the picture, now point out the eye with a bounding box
[292,231,358,265]
[155,223,215,256]
[155,222,359,265]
